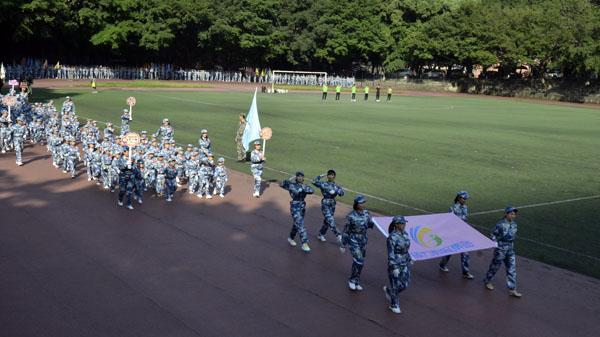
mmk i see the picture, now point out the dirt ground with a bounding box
[1,144,598,337]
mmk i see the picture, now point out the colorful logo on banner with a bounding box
[410,225,443,248]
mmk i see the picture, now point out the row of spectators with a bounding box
[1,59,355,87]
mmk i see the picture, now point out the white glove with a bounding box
[392,269,400,278]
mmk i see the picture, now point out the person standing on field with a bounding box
[351,84,357,101]
[387,87,392,101]
[322,84,328,100]
[375,84,381,102]
[364,85,369,101]
[335,84,341,100]
[235,113,247,161]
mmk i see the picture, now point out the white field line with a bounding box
[94,120,599,262]
[470,195,600,216]
[470,223,600,262]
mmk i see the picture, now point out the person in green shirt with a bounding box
[364,85,369,101]
[322,84,328,100]
[351,84,357,101]
[335,85,342,100]
[387,87,392,101]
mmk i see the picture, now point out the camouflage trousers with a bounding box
[250,164,263,194]
[484,248,517,290]
[348,235,367,284]
[289,201,308,243]
[165,179,177,199]
[118,181,134,207]
[65,158,77,177]
[439,252,470,273]
[319,200,340,236]
[236,141,245,161]
[386,265,410,308]
[13,140,24,163]
[214,177,227,195]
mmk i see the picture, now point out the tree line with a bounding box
[2,0,599,79]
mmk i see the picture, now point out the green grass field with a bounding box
[32,88,600,278]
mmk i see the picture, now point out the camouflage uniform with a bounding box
[484,217,518,290]
[280,175,315,244]
[386,219,411,311]
[64,142,81,177]
[120,112,131,136]
[11,120,28,165]
[439,202,471,274]
[154,125,174,144]
[235,121,246,160]
[0,113,12,153]
[164,164,178,201]
[213,158,228,196]
[118,165,136,208]
[342,205,375,287]
[198,158,214,198]
[185,155,200,194]
[250,148,264,195]
[313,174,345,238]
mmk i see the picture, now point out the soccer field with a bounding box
[33,88,600,278]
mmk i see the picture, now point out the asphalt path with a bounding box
[1,145,598,337]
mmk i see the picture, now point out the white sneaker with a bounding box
[17,162,23,166]
[127,205,134,210]
[253,191,259,198]
[439,265,450,272]
[138,199,143,204]
[287,238,297,247]
[301,243,311,252]
[348,281,356,291]
[219,193,224,198]
[87,177,91,181]
[188,190,194,194]
[1,150,4,153]
[383,286,391,302]
[206,194,212,199]
[62,170,67,173]
[166,197,172,202]
[389,306,402,314]
[317,234,326,242]
[197,193,203,198]
[355,284,363,291]
[117,200,123,206]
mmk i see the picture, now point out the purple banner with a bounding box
[373,213,497,261]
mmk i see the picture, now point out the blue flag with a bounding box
[242,88,261,151]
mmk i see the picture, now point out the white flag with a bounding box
[0,63,5,80]
[242,88,261,151]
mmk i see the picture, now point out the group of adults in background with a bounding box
[3,60,355,87]
[321,83,394,102]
